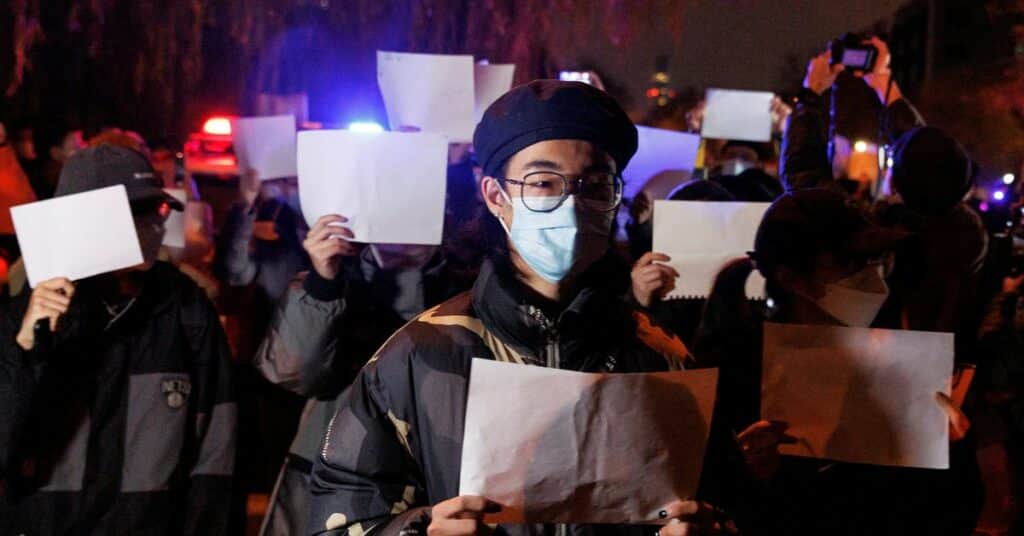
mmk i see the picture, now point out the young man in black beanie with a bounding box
[309,81,734,536]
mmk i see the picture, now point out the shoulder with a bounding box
[366,291,484,370]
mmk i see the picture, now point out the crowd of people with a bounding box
[0,35,1020,536]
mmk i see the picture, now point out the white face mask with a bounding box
[814,263,890,327]
[720,158,756,176]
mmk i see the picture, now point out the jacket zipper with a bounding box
[529,306,566,536]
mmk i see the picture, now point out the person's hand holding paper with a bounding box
[11,185,144,288]
[459,359,719,525]
[652,200,769,299]
[297,129,448,246]
[761,322,954,469]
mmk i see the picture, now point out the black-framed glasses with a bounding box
[499,171,624,213]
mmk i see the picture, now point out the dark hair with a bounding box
[693,257,764,367]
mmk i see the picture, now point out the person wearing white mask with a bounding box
[694,187,977,535]
[308,80,735,536]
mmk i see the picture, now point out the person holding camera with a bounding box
[777,35,985,536]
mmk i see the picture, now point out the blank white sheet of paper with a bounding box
[12,185,143,287]
[623,126,702,201]
[231,115,298,181]
[761,322,954,469]
[378,51,475,142]
[701,89,774,142]
[459,359,718,524]
[474,63,516,124]
[162,189,187,248]
[297,129,448,245]
[652,200,768,299]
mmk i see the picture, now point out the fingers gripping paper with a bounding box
[297,130,448,245]
[459,360,718,524]
[12,185,143,287]
[701,89,774,142]
[231,115,298,181]
[761,323,954,469]
[652,200,768,299]
[378,51,476,142]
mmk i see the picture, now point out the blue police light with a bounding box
[993,190,1006,202]
[348,121,385,133]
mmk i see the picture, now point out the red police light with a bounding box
[202,117,232,136]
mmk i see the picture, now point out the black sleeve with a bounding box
[213,201,258,287]
[780,89,834,192]
[180,290,237,536]
[309,334,428,536]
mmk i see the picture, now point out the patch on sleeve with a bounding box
[326,513,348,530]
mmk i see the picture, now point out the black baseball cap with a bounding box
[751,188,908,278]
[55,144,184,210]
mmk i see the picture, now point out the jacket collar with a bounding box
[470,253,631,365]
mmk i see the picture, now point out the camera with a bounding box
[830,34,878,72]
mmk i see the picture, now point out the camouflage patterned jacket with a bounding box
[309,257,693,536]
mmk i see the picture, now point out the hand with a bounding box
[656,500,738,536]
[631,252,679,308]
[935,392,971,442]
[16,277,75,351]
[860,36,902,106]
[239,168,261,209]
[1003,274,1024,294]
[770,96,793,135]
[803,50,844,95]
[630,191,654,225]
[427,496,501,536]
[736,420,796,480]
[303,215,359,280]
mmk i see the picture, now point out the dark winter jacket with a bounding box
[308,255,695,536]
[0,262,236,535]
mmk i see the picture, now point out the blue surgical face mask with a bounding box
[498,192,611,283]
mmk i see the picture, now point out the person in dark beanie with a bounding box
[0,144,236,535]
[308,80,732,536]
[875,126,987,339]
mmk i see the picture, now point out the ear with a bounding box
[481,176,509,216]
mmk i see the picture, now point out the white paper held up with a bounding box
[761,322,954,469]
[701,89,774,142]
[231,115,298,181]
[652,200,768,299]
[623,127,701,201]
[474,63,516,124]
[297,130,448,245]
[459,359,718,524]
[162,189,187,248]
[12,185,143,287]
[377,51,475,142]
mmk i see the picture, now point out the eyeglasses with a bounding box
[499,171,624,213]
